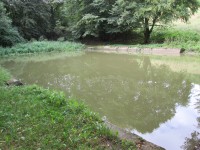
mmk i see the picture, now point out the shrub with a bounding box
[0,2,24,47]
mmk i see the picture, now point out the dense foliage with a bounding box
[61,0,199,43]
[0,1,23,47]
[3,0,52,40]
[0,0,199,46]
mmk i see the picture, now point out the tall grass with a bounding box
[155,9,200,52]
[149,29,200,52]
[109,28,200,52]
[0,41,85,57]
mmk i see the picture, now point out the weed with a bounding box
[0,41,85,57]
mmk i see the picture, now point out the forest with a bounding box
[1,0,199,47]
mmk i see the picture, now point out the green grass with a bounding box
[0,66,11,86]
[0,67,136,150]
[0,41,85,57]
[150,29,200,52]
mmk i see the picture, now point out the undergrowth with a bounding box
[0,41,85,57]
[151,29,200,51]
[111,29,200,52]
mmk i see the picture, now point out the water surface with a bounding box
[1,52,200,150]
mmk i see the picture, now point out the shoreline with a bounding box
[104,120,164,150]
[86,46,199,56]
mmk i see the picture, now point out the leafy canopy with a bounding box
[61,0,200,42]
[0,1,23,47]
[3,0,52,40]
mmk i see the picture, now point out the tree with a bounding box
[43,0,64,39]
[0,1,23,47]
[109,0,200,43]
[61,0,95,39]
[61,0,200,43]
[3,0,52,40]
[62,0,132,40]
[135,0,200,43]
[109,0,138,33]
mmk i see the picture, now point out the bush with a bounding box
[0,2,24,47]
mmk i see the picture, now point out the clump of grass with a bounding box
[0,41,85,57]
[0,68,136,149]
[0,66,11,86]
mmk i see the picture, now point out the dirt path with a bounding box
[87,46,182,56]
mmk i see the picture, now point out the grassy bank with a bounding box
[151,29,200,52]
[108,29,200,53]
[0,41,85,57]
[106,10,200,53]
[0,66,135,149]
[140,9,200,52]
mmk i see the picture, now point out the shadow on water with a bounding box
[1,52,199,149]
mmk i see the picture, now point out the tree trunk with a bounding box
[144,28,151,44]
[143,18,151,44]
[143,17,158,44]
[50,6,56,31]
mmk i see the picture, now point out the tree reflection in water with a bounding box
[1,53,193,134]
[122,56,192,133]
[182,131,200,150]
[182,88,200,150]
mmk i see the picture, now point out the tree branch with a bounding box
[149,16,158,33]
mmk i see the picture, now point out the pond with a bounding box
[1,52,200,150]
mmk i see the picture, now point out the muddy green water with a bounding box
[1,52,200,150]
